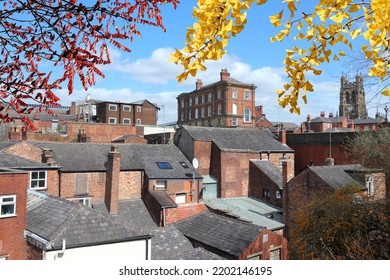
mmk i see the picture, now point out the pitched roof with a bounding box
[310,117,331,123]
[250,160,282,189]
[151,226,225,260]
[26,190,148,250]
[309,164,365,189]
[352,117,382,124]
[180,126,293,152]
[176,211,264,258]
[28,141,201,179]
[0,152,49,169]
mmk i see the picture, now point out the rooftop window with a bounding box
[180,161,189,168]
[156,162,172,169]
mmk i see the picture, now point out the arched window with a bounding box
[244,107,251,123]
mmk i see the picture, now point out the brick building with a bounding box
[177,69,256,127]
[0,168,29,260]
[284,164,387,235]
[176,211,288,260]
[174,126,294,201]
[94,99,159,126]
[0,141,206,227]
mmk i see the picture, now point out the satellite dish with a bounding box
[192,158,199,169]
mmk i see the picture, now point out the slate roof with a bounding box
[0,141,20,151]
[0,152,49,169]
[176,211,264,258]
[204,197,284,230]
[181,126,293,153]
[351,117,382,124]
[310,117,331,123]
[151,226,225,260]
[270,122,299,132]
[250,160,282,189]
[28,141,201,179]
[309,164,365,189]
[26,190,149,250]
[148,189,177,208]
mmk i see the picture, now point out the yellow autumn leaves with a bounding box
[171,0,390,113]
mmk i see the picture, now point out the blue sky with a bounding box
[54,1,388,125]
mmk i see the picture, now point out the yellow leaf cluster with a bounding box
[173,0,390,114]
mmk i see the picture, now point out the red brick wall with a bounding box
[194,141,212,175]
[26,243,43,260]
[119,171,142,200]
[65,122,138,143]
[239,228,288,260]
[284,169,334,236]
[248,161,282,208]
[0,171,28,260]
[148,179,201,204]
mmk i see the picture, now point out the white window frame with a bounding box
[175,193,187,204]
[217,89,222,99]
[232,117,238,126]
[123,118,131,125]
[154,181,167,190]
[123,105,131,112]
[195,108,199,119]
[201,107,205,118]
[232,104,238,115]
[244,90,251,100]
[366,175,374,196]
[108,117,117,124]
[30,171,47,190]
[189,98,193,106]
[208,92,212,102]
[195,96,198,105]
[276,190,281,199]
[232,89,238,98]
[0,195,16,218]
[218,104,222,115]
[208,106,212,117]
[136,119,141,125]
[108,104,117,111]
[244,107,251,123]
[201,95,205,103]
[136,106,142,113]
[69,197,91,207]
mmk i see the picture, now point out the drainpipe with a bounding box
[54,239,66,260]
[162,207,165,227]
[58,167,62,197]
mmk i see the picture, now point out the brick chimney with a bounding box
[256,105,263,115]
[196,79,203,90]
[325,157,335,166]
[320,111,325,117]
[8,126,23,141]
[41,148,57,166]
[105,145,120,215]
[77,128,88,142]
[220,68,230,81]
[329,112,334,118]
[69,101,76,116]
[278,129,286,145]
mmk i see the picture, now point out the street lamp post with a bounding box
[384,105,389,123]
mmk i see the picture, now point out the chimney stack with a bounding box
[196,79,203,90]
[220,68,230,81]
[279,129,286,145]
[325,157,335,166]
[329,112,334,118]
[320,111,325,117]
[41,148,57,166]
[105,145,120,215]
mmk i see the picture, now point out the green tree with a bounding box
[289,186,390,260]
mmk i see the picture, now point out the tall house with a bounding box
[339,74,367,119]
[95,100,159,126]
[177,69,257,127]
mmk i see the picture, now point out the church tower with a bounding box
[339,73,367,119]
